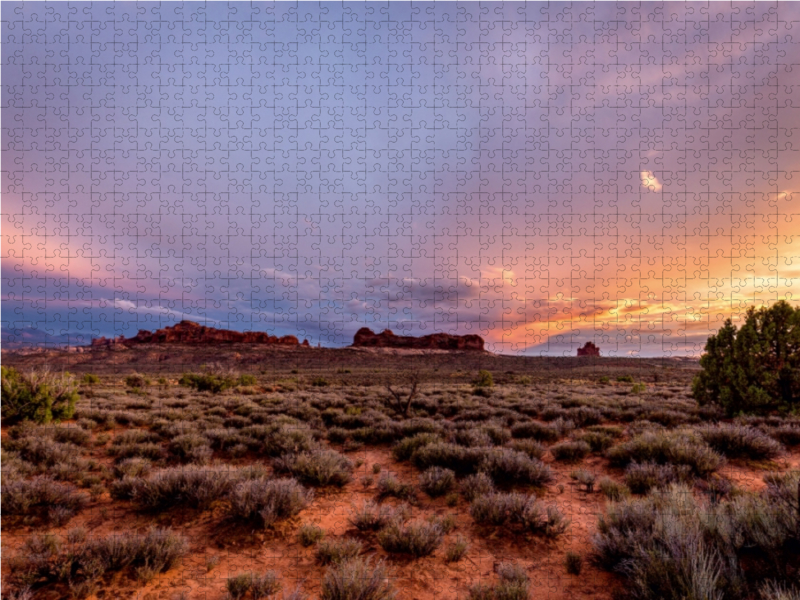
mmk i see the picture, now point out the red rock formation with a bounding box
[95,321,302,346]
[352,327,485,351]
[91,335,126,348]
[577,341,600,357]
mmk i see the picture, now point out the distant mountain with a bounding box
[1,327,94,349]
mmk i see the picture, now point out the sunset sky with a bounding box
[2,2,799,356]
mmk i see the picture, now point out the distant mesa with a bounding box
[91,320,310,348]
[352,327,485,351]
[577,341,600,357]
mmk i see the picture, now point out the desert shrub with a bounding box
[445,535,469,563]
[273,450,353,487]
[246,423,317,457]
[113,457,153,479]
[617,375,634,383]
[391,433,440,461]
[594,481,800,599]
[566,406,604,427]
[470,492,569,538]
[1,367,79,425]
[348,500,394,532]
[576,431,616,453]
[179,372,235,394]
[460,472,496,502]
[4,435,77,468]
[509,439,546,459]
[311,377,329,387]
[228,478,312,527]
[224,415,251,429]
[169,433,213,464]
[52,426,91,446]
[768,425,800,447]
[316,537,363,564]
[227,573,255,600]
[452,428,494,448]
[110,441,165,462]
[565,551,583,575]
[760,581,800,600]
[479,448,554,487]
[119,466,235,510]
[377,519,443,557]
[510,420,560,441]
[692,300,800,415]
[298,523,325,546]
[2,477,88,523]
[125,373,150,388]
[376,473,416,501]
[550,440,591,462]
[624,462,692,494]
[319,558,395,600]
[9,528,188,592]
[697,424,783,460]
[467,561,529,600]
[473,370,494,388]
[411,443,487,475]
[606,430,723,476]
[419,466,456,497]
[82,374,100,385]
[113,429,161,446]
[570,469,597,492]
[226,571,281,600]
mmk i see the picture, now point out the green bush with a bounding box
[1,367,79,425]
[179,372,235,393]
[692,300,800,415]
[82,374,100,385]
[473,370,494,388]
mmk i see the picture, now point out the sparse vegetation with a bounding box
[3,347,798,600]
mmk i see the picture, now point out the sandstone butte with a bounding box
[91,320,309,348]
[351,327,485,351]
[577,341,601,357]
